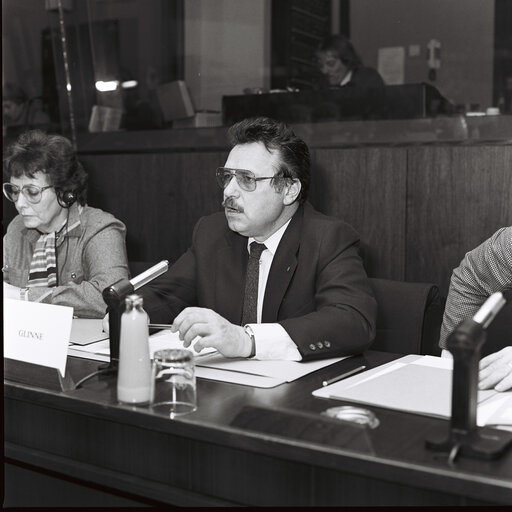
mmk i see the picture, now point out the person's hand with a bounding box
[171,307,253,358]
[479,346,512,392]
[3,282,21,300]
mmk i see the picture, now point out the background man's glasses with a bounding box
[3,183,53,204]
[216,167,277,192]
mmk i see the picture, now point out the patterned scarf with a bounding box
[27,232,58,288]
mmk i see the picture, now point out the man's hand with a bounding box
[479,346,512,392]
[171,307,253,358]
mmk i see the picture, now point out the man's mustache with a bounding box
[222,197,243,212]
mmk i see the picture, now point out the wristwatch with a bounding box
[243,324,256,358]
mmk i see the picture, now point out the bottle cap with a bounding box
[125,294,143,307]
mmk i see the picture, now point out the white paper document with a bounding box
[313,354,511,426]
[4,298,73,376]
[148,329,216,357]
[68,327,346,388]
[70,318,109,345]
[196,351,344,382]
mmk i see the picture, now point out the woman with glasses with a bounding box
[3,129,129,317]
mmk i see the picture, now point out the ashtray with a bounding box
[322,406,380,429]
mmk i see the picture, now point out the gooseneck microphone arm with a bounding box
[102,260,169,366]
[426,290,512,461]
[129,260,169,291]
[73,261,170,388]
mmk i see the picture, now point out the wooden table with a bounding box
[4,351,512,506]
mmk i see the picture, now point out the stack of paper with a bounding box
[313,354,512,428]
[67,320,346,388]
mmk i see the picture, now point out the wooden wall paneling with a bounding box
[405,144,512,296]
[309,147,407,280]
[81,151,227,265]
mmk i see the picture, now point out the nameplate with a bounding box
[3,299,73,376]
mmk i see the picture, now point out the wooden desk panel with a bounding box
[5,352,512,506]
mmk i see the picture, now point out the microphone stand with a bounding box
[74,261,169,387]
[425,292,512,461]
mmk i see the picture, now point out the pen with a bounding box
[322,365,367,387]
[149,323,174,330]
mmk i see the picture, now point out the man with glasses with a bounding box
[141,117,376,360]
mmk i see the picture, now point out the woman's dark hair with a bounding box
[4,129,88,205]
[227,117,310,204]
[317,34,362,71]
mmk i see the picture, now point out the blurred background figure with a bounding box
[311,34,386,121]
[3,129,129,318]
[315,34,385,90]
[3,82,50,132]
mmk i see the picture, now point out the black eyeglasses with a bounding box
[216,167,278,192]
[2,183,54,204]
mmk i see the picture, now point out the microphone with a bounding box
[130,260,169,290]
[426,289,512,460]
[472,291,508,328]
[102,260,169,366]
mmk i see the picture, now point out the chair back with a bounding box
[369,278,444,355]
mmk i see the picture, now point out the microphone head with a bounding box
[102,278,135,306]
[472,291,507,329]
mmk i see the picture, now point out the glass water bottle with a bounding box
[117,294,152,404]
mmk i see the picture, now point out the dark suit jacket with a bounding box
[141,203,377,360]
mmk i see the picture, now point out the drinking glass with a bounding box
[150,348,197,418]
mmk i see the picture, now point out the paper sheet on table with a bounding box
[68,329,211,362]
[68,328,346,387]
[194,367,284,388]
[312,354,511,427]
[196,351,346,382]
[69,319,108,345]
[478,393,512,429]
[68,339,110,362]
[148,329,216,357]
[152,331,346,386]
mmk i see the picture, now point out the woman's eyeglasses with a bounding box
[216,167,278,192]
[2,183,53,204]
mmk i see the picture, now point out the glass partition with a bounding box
[3,0,512,144]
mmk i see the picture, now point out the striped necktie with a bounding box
[241,242,266,325]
